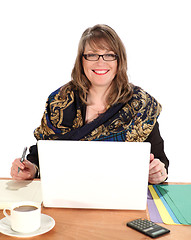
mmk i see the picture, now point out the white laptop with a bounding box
[37,140,150,210]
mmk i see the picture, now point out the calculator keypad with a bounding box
[130,219,156,231]
[127,218,170,238]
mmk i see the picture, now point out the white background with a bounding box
[0,0,190,181]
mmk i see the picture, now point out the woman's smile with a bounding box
[92,69,110,75]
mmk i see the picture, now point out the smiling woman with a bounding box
[82,45,118,89]
[11,24,169,185]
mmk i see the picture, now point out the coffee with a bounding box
[4,201,41,233]
[14,205,38,212]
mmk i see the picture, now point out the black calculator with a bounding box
[126,218,170,238]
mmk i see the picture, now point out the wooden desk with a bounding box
[0,181,191,239]
[1,206,191,239]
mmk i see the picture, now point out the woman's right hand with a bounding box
[11,158,37,180]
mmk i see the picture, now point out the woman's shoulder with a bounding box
[132,85,148,97]
[47,83,74,104]
[129,85,162,115]
[48,86,62,100]
[131,85,158,103]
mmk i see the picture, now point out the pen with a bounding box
[18,147,27,173]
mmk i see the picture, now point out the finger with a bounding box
[149,170,164,178]
[17,168,32,180]
[22,159,33,168]
[11,165,24,179]
[12,158,25,170]
[149,158,164,171]
[22,161,36,176]
[10,168,15,178]
[149,164,162,175]
[149,168,167,184]
[11,168,26,180]
[149,173,167,184]
[11,164,22,177]
[150,153,154,162]
[11,162,30,180]
[18,162,36,180]
[149,158,160,171]
[149,159,165,176]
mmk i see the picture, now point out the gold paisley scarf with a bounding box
[34,86,162,142]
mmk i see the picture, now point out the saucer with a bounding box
[0,214,55,238]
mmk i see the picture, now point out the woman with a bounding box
[11,24,169,184]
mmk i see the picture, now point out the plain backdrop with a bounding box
[0,0,190,181]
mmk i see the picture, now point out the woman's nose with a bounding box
[96,56,105,64]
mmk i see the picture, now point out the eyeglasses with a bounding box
[82,53,118,61]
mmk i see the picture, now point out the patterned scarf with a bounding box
[34,86,162,142]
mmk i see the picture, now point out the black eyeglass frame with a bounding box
[82,53,118,61]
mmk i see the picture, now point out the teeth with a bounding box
[93,70,108,74]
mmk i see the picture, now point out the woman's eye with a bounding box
[87,54,97,57]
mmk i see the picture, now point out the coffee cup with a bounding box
[3,201,41,233]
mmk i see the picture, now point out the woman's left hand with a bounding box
[149,153,168,184]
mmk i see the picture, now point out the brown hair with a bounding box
[61,24,133,105]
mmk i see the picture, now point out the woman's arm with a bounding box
[145,121,169,184]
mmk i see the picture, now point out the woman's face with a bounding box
[82,43,118,89]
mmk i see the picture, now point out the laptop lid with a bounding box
[38,140,150,210]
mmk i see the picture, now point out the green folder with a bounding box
[156,185,191,225]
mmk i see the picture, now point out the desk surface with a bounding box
[0,182,191,240]
[1,207,191,240]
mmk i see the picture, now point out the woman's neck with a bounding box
[85,86,110,124]
[87,85,110,106]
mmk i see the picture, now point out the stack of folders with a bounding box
[148,184,191,225]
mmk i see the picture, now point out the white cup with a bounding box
[3,201,41,233]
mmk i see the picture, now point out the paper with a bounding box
[147,188,163,223]
[0,180,42,209]
[148,185,177,225]
[156,185,191,225]
[153,185,180,224]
